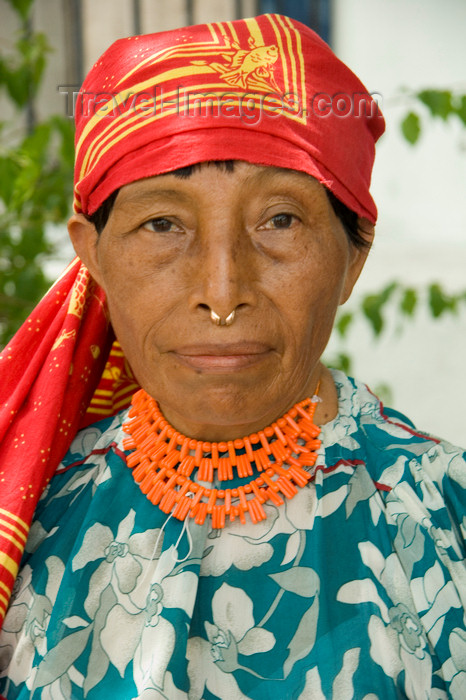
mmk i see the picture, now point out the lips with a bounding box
[171,342,272,372]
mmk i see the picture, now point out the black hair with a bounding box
[85,161,369,249]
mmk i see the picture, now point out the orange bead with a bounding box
[132,460,149,482]
[173,496,192,520]
[273,423,287,445]
[125,384,321,528]
[159,488,177,513]
[175,479,190,498]
[194,442,203,466]
[285,415,301,433]
[207,488,217,513]
[227,441,237,466]
[258,431,271,454]
[163,472,178,493]
[127,450,143,469]
[178,456,195,476]
[190,485,204,508]
[266,488,284,506]
[195,502,208,525]
[237,486,248,509]
[140,472,155,495]
[160,451,180,469]
[243,437,254,462]
[276,476,297,499]
[211,443,219,469]
[250,480,266,502]
[122,437,136,450]
[288,466,311,488]
[147,481,164,505]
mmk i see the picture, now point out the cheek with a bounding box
[279,250,348,349]
[96,246,174,355]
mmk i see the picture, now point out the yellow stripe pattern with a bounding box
[0,510,29,620]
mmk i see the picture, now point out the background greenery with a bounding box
[1,0,465,370]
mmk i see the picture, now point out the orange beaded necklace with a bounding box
[122,387,321,528]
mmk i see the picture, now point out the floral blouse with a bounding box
[1,371,465,699]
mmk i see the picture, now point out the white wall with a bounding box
[330,0,466,445]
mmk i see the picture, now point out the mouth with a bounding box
[171,342,273,372]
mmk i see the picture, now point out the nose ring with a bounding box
[210,309,236,326]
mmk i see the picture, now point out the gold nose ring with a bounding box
[210,309,236,326]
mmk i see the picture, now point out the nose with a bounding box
[188,223,256,321]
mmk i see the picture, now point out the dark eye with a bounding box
[269,213,295,229]
[143,217,176,233]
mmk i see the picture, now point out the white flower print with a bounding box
[388,603,426,659]
[200,509,277,577]
[0,557,65,690]
[201,479,349,578]
[410,560,462,647]
[72,508,159,616]
[187,583,275,700]
[338,542,434,697]
[206,583,275,661]
[99,544,198,696]
[300,648,361,700]
[441,627,466,696]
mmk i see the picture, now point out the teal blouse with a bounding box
[1,371,465,699]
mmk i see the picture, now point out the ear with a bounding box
[67,214,105,288]
[339,219,374,304]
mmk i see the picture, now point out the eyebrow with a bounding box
[116,187,193,208]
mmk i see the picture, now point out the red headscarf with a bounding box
[0,14,384,626]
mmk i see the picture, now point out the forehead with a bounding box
[113,162,326,207]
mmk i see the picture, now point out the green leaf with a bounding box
[455,95,466,126]
[0,157,21,202]
[373,383,393,407]
[401,112,421,145]
[361,283,397,336]
[418,89,453,120]
[4,0,35,21]
[428,283,456,318]
[331,353,352,375]
[3,66,31,107]
[335,312,353,338]
[400,288,417,316]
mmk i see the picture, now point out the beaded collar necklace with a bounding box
[122,388,321,528]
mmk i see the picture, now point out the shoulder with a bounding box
[327,369,466,491]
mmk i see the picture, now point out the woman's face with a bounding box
[70,162,368,439]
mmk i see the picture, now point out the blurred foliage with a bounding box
[326,281,466,376]
[0,0,75,346]
[326,86,466,377]
[400,89,466,145]
[338,283,466,340]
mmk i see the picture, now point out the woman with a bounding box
[0,14,465,699]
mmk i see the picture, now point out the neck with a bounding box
[154,363,338,441]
